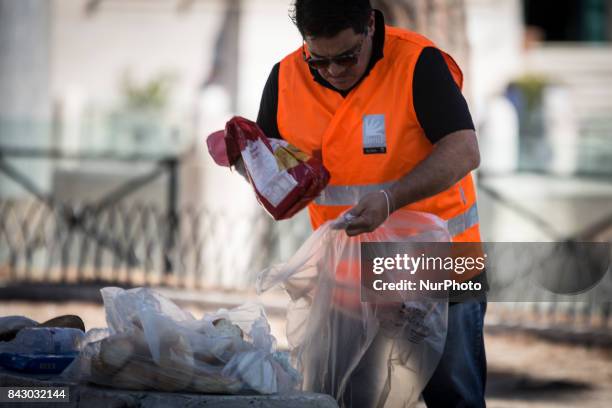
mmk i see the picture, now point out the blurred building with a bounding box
[474,0,612,175]
[1,0,611,288]
[0,0,305,290]
[3,0,610,193]
[467,0,612,243]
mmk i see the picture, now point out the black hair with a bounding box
[290,0,372,38]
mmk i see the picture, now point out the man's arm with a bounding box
[256,62,283,140]
[345,130,479,236]
[390,129,480,206]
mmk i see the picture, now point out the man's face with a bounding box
[304,15,374,91]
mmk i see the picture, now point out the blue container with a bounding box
[0,352,77,374]
[0,327,84,374]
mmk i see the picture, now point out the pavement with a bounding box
[0,369,338,408]
[1,285,612,407]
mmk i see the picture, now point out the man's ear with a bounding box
[368,11,376,36]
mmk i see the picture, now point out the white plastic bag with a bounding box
[257,211,450,407]
[65,287,300,394]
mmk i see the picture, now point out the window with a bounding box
[523,0,610,42]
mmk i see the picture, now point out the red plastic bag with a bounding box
[207,117,330,220]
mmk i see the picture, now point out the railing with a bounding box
[0,146,186,275]
[477,174,612,336]
[0,144,313,291]
[0,199,289,290]
[1,197,610,339]
[1,180,610,337]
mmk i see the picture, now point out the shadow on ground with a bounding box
[487,368,592,401]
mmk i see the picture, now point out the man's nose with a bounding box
[326,62,346,77]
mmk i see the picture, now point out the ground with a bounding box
[483,331,612,408]
[1,300,611,407]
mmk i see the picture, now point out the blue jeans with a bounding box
[422,301,488,408]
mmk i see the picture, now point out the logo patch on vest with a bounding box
[362,114,387,154]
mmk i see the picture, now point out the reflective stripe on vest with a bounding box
[314,182,396,206]
[448,202,479,237]
[314,183,479,237]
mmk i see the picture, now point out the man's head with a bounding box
[291,0,375,91]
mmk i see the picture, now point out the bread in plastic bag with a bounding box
[257,210,451,407]
[63,287,300,394]
[207,116,330,220]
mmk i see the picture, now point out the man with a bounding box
[255,1,487,406]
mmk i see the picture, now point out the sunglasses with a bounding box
[302,34,366,70]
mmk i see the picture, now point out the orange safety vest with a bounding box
[277,26,482,292]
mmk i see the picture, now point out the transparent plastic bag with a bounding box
[64,287,299,394]
[0,316,37,341]
[257,210,451,408]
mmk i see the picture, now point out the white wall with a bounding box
[50,0,226,141]
[0,0,52,197]
[238,0,302,118]
[466,0,524,123]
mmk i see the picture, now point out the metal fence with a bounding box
[1,197,611,337]
[477,179,612,336]
[0,199,310,290]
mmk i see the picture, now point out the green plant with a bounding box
[119,71,177,111]
[511,74,552,112]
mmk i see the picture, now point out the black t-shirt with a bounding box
[256,10,475,145]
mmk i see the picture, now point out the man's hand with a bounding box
[345,191,391,236]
